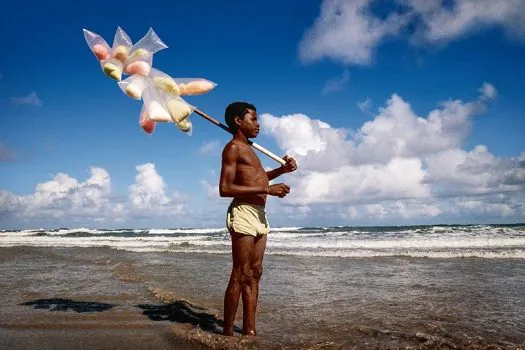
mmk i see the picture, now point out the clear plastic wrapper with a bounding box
[129,28,168,56]
[142,82,171,122]
[83,29,111,61]
[139,104,156,134]
[150,68,180,95]
[101,58,123,81]
[118,74,146,100]
[111,26,133,63]
[124,52,152,75]
[162,93,195,123]
[125,28,167,76]
[176,117,192,135]
[175,78,217,96]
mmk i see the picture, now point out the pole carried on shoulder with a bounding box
[194,108,286,166]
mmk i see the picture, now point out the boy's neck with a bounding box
[233,130,249,144]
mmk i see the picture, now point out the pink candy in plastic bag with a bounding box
[118,74,147,100]
[125,28,167,76]
[125,53,152,75]
[175,78,217,96]
[139,104,156,134]
[83,29,111,61]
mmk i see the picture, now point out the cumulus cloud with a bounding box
[0,163,187,224]
[128,163,186,217]
[11,92,42,106]
[260,83,525,223]
[299,0,409,65]
[322,69,350,94]
[404,0,525,43]
[299,0,525,66]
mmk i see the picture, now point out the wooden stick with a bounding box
[193,108,286,165]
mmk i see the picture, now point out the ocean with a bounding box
[1,224,524,349]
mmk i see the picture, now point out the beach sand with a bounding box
[1,246,524,349]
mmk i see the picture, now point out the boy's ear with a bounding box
[234,116,242,127]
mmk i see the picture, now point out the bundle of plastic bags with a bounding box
[83,27,217,135]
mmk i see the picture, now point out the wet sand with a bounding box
[1,246,524,349]
[0,247,229,350]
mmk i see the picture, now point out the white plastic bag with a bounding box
[83,29,111,61]
[124,52,152,75]
[129,28,168,56]
[176,117,192,135]
[142,82,171,122]
[111,26,133,63]
[139,104,156,134]
[98,27,133,81]
[101,58,124,81]
[150,68,180,95]
[118,74,147,100]
[175,78,217,96]
[125,28,167,76]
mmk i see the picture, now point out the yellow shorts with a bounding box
[226,201,270,237]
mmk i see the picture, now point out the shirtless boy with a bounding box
[219,102,297,336]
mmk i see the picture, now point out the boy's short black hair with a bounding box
[225,102,256,133]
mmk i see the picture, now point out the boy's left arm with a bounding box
[266,155,297,181]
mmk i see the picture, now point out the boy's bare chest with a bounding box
[236,149,267,183]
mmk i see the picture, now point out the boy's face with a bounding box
[235,109,259,138]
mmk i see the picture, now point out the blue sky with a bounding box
[1,0,524,229]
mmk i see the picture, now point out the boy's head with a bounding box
[225,102,257,134]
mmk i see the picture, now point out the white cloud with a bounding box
[352,86,495,164]
[3,167,111,219]
[128,163,186,217]
[0,163,187,224]
[260,83,525,222]
[424,145,525,197]
[299,0,409,65]
[11,92,42,106]
[404,0,525,43]
[322,69,350,94]
[357,97,372,113]
[299,0,525,66]
[479,82,497,100]
[200,180,221,200]
[198,140,222,156]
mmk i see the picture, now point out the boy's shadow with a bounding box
[21,297,242,335]
[21,298,117,313]
[137,300,242,335]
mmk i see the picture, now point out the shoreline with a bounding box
[1,246,524,349]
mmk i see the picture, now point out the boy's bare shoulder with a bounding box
[223,139,249,153]
[222,140,248,162]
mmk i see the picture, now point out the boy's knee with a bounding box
[251,264,263,280]
[238,264,253,283]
